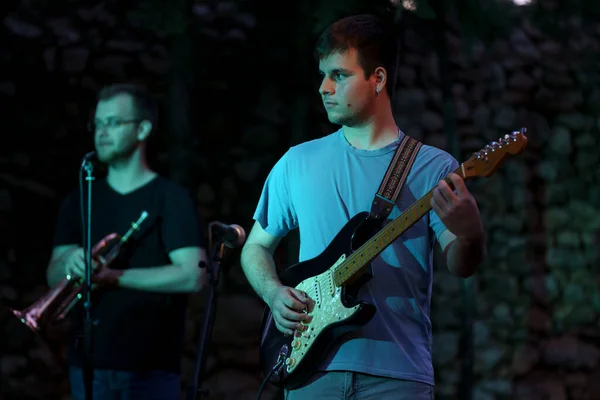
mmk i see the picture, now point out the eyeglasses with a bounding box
[88,118,141,132]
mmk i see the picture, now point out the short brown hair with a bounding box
[314,14,399,98]
[97,83,158,126]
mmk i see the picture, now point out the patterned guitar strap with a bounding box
[370,134,423,220]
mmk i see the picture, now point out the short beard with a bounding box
[97,141,138,165]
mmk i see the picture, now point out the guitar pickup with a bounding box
[313,280,321,308]
[327,270,335,297]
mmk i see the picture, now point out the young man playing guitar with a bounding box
[241,14,486,399]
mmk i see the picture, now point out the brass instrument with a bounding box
[10,211,149,334]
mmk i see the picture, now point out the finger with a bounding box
[276,306,310,330]
[68,268,82,279]
[73,250,91,272]
[432,188,449,213]
[67,258,83,277]
[283,290,309,311]
[285,308,312,324]
[290,288,317,309]
[430,195,446,218]
[305,297,316,313]
[276,322,294,336]
[431,187,443,207]
[448,173,468,197]
[65,264,77,278]
[289,288,310,303]
[278,306,307,322]
[275,314,303,331]
[90,259,101,271]
[78,256,99,271]
[437,180,458,204]
[289,289,317,315]
[74,259,88,276]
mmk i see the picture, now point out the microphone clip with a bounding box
[81,151,96,170]
[208,221,246,249]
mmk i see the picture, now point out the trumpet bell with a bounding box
[9,211,149,337]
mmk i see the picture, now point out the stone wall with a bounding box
[1,2,600,400]
[414,18,600,400]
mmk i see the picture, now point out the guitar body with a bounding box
[259,211,380,389]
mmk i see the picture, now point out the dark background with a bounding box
[1,0,600,399]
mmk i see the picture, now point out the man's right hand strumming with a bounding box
[240,222,316,335]
[266,285,315,336]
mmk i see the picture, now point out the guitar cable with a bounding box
[256,357,285,400]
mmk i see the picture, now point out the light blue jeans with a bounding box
[284,372,434,400]
[69,366,180,400]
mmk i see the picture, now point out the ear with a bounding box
[373,66,387,95]
[137,120,152,142]
[374,66,387,86]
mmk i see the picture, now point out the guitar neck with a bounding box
[332,164,465,287]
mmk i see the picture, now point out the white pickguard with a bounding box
[284,253,361,373]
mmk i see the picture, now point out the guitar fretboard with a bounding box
[332,165,464,287]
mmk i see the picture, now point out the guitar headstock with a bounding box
[461,128,528,178]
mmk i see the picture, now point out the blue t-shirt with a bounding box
[254,128,459,385]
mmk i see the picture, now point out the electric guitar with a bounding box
[259,128,528,389]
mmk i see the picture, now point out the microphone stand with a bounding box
[186,239,225,400]
[80,154,95,400]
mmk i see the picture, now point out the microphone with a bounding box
[80,151,96,168]
[209,221,246,248]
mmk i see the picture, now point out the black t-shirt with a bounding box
[53,175,205,373]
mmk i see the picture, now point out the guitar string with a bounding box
[331,164,470,287]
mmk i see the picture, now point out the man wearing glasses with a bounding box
[46,84,208,399]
